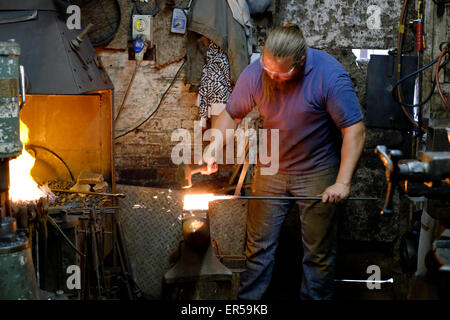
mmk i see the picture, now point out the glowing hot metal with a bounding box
[182,194,377,211]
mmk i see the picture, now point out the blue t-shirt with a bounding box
[226,47,363,174]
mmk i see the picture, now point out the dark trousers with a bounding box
[238,166,339,300]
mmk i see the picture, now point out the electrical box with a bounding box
[365,55,418,131]
[132,14,153,43]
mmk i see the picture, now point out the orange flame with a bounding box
[9,121,44,202]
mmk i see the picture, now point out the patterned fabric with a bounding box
[198,42,232,119]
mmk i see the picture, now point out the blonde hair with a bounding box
[264,25,307,64]
[261,25,307,103]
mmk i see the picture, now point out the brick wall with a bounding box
[98,52,195,187]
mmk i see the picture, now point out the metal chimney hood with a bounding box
[0,0,113,95]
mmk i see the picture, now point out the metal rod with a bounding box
[51,189,125,198]
[35,229,40,288]
[47,214,86,257]
[90,223,102,298]
[334,278,394,284]
[217,195,378,201]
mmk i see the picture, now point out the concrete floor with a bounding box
[262,219,416,300]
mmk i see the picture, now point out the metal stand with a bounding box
[163,210,233,300]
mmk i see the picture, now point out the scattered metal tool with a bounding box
[177,163,209,189]
[51,189,126,198]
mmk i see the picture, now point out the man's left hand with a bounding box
[321,182,350,204]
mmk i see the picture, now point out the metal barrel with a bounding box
[0,217,40,299]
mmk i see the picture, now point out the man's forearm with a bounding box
[336,121,366,186]
[211,108,238,149]
[215,108,238,137]
[204,108,238,161]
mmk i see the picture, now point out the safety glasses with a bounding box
[260,54,297,80]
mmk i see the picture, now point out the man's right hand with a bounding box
[201,157,218,175]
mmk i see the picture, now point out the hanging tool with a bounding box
[177,163,209,189]
[70,22,94,50]
[436,44,449,111]
[234,118,251,196]
[69,23,94,70]
[414,0,425,53]
[234,161,249,196]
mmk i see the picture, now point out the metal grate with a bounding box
[115,184,248,299]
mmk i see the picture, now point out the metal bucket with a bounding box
[0,217,40,299]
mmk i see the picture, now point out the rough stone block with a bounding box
[77,171,104,185]
[93,181,109,193]
[69,182,91,195]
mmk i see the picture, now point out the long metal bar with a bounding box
[46,214,86,257]
[51,189,125,198]
[35,228,40,288]
[218,195,378,201]
[90,223,102,298]
[335,278,394,283]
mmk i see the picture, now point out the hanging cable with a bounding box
[25,144,75,182]
[396,0,423,130]
[435,45,449,111]
[392,57,438,106]
[114,60,142,123]
[392,51,449,106]
[114,60,185,140]
[115,36,150,124]
[414,0,424,139]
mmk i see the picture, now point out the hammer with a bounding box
[177,164,209,189]
[69,23,93,69]
[70,23,94,50]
